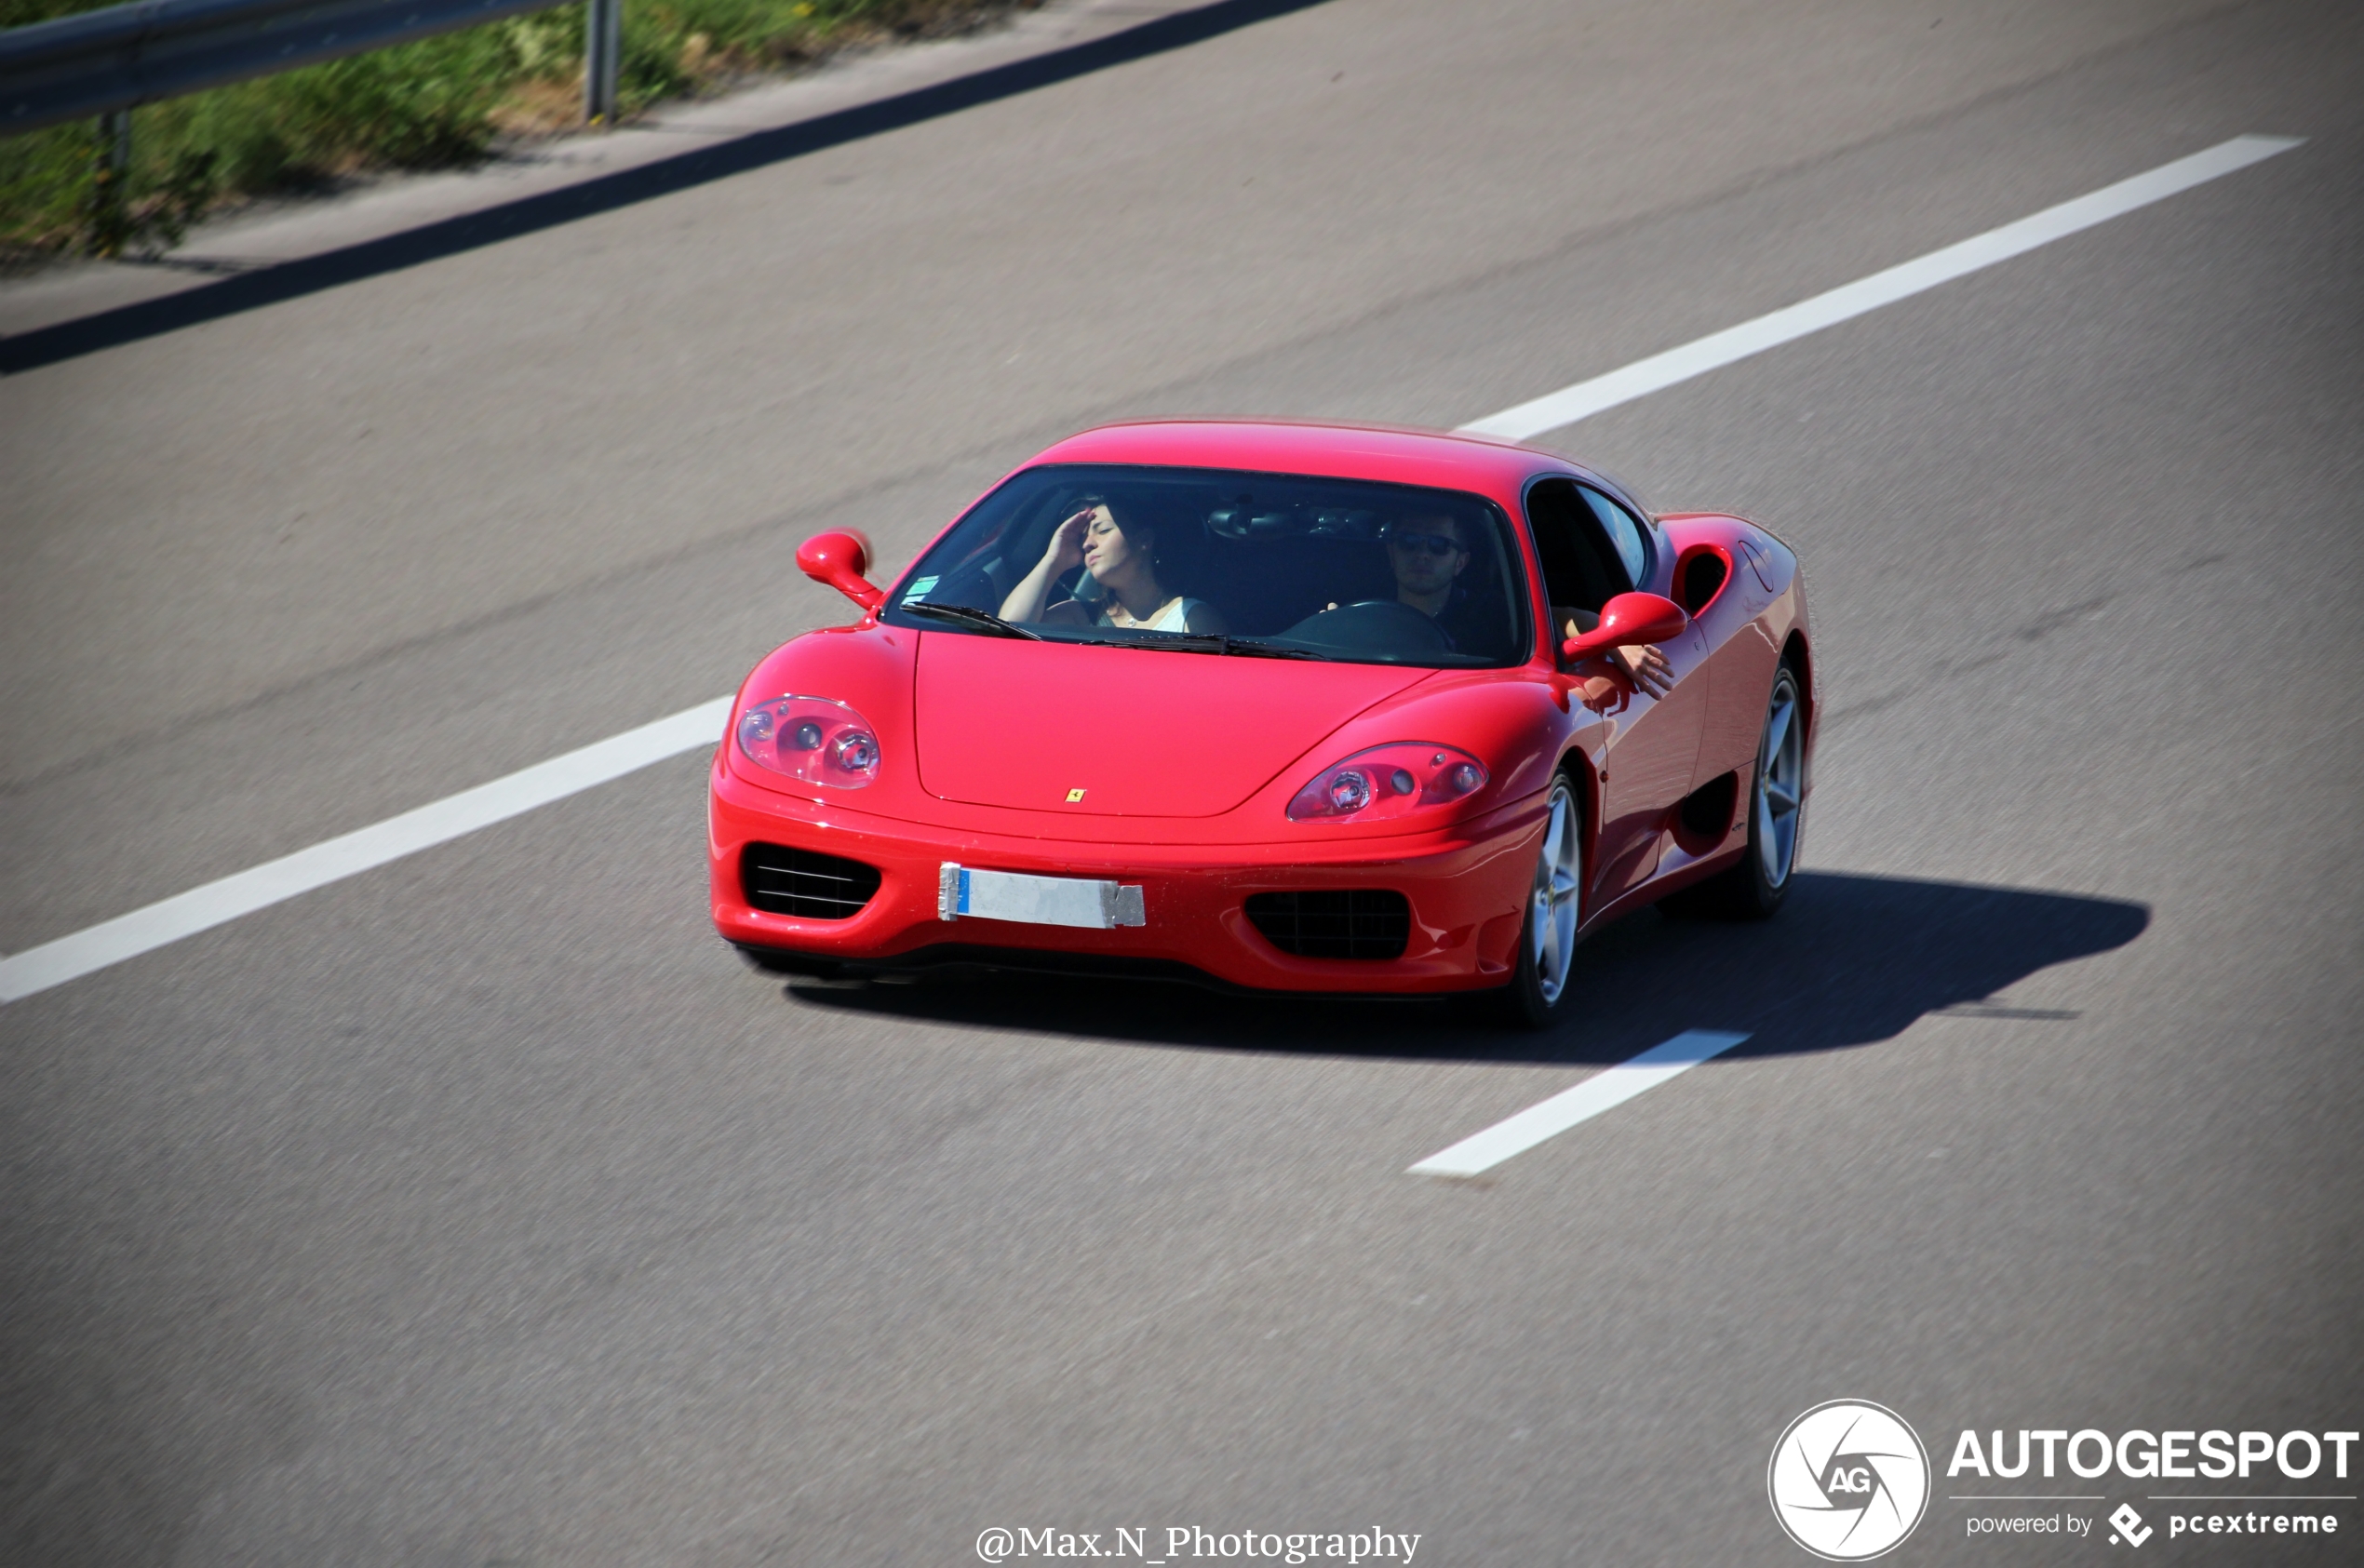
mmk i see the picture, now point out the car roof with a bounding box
[1027,419,1567,498]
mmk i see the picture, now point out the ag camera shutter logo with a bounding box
[1768,1400,1931,1561]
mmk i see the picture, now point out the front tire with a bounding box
[1463,772,1583,1028]
[1663,662,1805,920]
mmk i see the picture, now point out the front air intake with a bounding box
[742,843,881,919]
[1244,890,1411,960]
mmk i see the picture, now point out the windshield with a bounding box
[881,464,1533,666]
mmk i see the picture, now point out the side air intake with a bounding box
[742,843,881,919]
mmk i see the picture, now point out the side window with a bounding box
[1525,478,1632,616]
[1578,487,1650,586]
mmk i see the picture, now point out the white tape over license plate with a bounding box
[937,864,1145,928]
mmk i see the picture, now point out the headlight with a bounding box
[1286,743,1487,823]
[735,695,880,789]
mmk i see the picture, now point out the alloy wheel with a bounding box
[1755,672,1805,890]
[1529,780,1582,1005]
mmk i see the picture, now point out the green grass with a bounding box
[0,0,1032,259]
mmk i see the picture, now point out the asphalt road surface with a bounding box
[3,0,2360,1563]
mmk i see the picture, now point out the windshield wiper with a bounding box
[902,601,1042,640]
[1120,632,1325,660]
[1216,637,1324,660]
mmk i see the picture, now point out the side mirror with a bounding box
[1561,591,1687,662]
[797,529,885,612]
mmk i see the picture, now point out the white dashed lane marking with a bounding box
[1407,1031,1753,1176]
[0,136,2302,1005]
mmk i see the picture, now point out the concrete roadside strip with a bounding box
[0,0,1300,343]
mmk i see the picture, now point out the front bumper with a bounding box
[709,762,1543,994]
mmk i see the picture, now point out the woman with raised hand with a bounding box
[998,498,1227,634]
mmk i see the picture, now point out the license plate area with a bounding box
[937,863,1146,929]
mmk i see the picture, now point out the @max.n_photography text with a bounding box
[974,1526,1422,1562]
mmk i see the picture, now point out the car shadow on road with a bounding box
[778,871,2150,1065]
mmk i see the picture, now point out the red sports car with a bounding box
[709,420,1815,1025]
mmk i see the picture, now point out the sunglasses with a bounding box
[1389,532,1462,557]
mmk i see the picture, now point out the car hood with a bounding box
[913,632,1430,817]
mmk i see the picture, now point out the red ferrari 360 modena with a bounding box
[709,419,1815,1025]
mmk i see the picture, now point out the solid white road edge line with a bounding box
[1406,1030,1752,1176]
[0,135,2304,1004]
[1457,135,2303,440]
[0,698,732,1003]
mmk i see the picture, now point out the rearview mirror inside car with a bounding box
[1561,591,1687,662]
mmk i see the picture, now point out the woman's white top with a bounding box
[1097,596,1206,632]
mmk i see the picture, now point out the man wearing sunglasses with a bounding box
[1385,510,1671,701]
[1384,511,1473,621]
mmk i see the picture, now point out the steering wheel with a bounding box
[1281,598,1452,652]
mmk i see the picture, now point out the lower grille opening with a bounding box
[1244,890,1411,960]
[743,843,882,920]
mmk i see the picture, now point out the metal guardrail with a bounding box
[1,0,622,139]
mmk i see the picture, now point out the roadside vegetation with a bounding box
[0,0,1038,261]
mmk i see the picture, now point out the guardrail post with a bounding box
[87,108,131,256]
[584,0,620,125]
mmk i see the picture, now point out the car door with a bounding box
[1526,479,1710,908]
